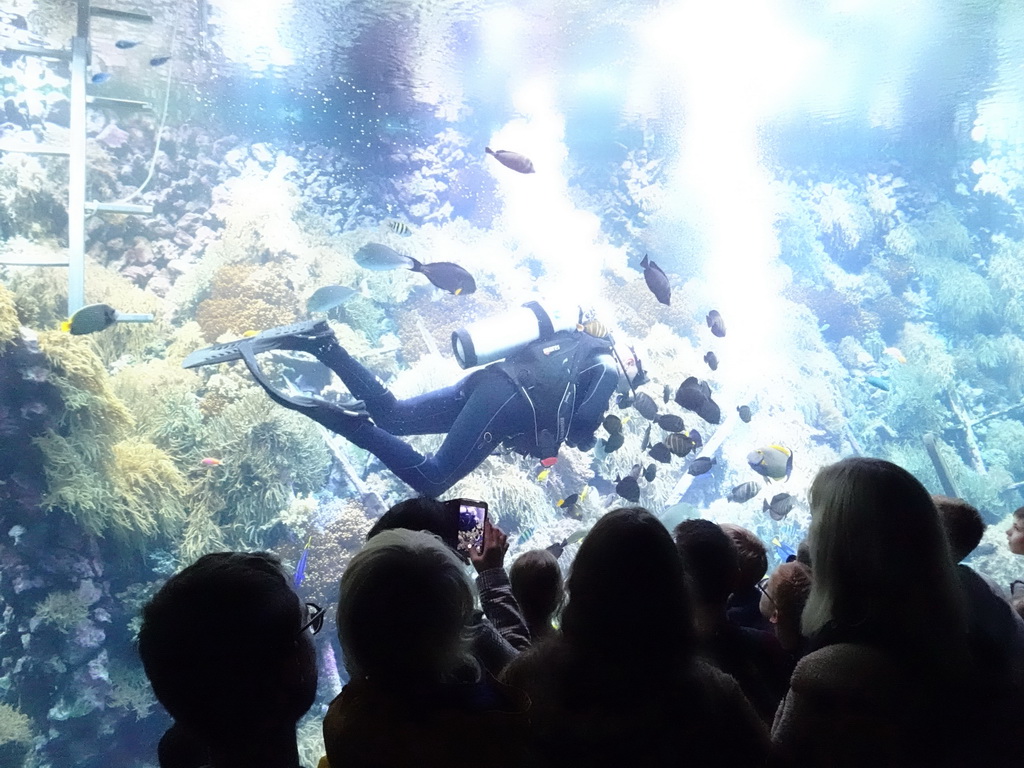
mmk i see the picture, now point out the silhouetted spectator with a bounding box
[510,548,564,641]
[367,497,530,672]
[675,519,790,722]
[796,539,811,569]
[323,528,528,768]
[502,508,770,768]
[758,561,811,662]
[773,458,1024,767]
[139,552,321,768]
[721,523,773,634]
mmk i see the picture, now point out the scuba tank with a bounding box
[451,300,579,369]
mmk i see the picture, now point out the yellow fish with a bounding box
[884,347,906,364]
[242,330,259,338]
[536,468,551,482]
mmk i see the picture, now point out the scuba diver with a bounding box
[183,301,647,497]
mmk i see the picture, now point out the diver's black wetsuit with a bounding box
[263,330,618,497]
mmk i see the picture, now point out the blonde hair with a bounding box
[801,458,968,671]
[337,529,478,685]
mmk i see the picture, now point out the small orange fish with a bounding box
[884,347,907,364]
[200,457,224,467]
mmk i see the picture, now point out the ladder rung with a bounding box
[86,202,154,215]
[0,258,70,267]
[0,142,69,156]
[90,7,153,22]
[88,96,153,111]
[1,44,71,60]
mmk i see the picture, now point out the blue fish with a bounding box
[865,376,891,392]
[91,72,112,84]
[115,39,140,49]
[293,536,312,588]
[149,55,171,67]
[772,538,796,562]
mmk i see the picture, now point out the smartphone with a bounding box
[448,498,488,555]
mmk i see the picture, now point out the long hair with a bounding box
[560,507,694,671]
[801,458,968,672]
[337,528,478,686]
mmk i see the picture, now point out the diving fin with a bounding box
[181,320,332,370]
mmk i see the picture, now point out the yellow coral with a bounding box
[195,263,300,342]
[0,281,19,350]
[0,702,32,747]
[109,439,188,539]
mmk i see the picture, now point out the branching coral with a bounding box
[930,259,995,334]
[109,439,188,540]
[32,588,92,633]
[0,282,19,351]
[106,660,157,720]
[987,235,1024,332]
[0,702,31,748]
[0,153,68,240]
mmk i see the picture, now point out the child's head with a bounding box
[759,561,812,637]
[933,495,984,562]
[1008,507,1024,556]
[510,548,564,636]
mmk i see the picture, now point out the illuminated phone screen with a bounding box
[455,501,487,554]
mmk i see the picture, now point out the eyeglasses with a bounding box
[756,577,776,609]
[1011,581,1024,599]
[298,601,325,636]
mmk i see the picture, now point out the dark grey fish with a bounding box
[409,257,476,295]
[603,431,625,453]
[633,392,659,420]
[617,392,634,409]
[688,429,703,449]
[674,377,721,424]
[306,285,357,313]
[706,309,726,337]
[704,351,719,371]
[649,442,672,464]
[737,405,752,423]
[641,424,652,452]
[485,147,535,174]
[603,414,623,434]
[65,303,117,335]
[640,254,671,306]
[615,474,641,503]
[727,481,762,503]
[665,432,694,457]
[643,463,657,482]
[764,492,795,521]
[663,384,671,403]
[656,413,685,432]
[688,456,716,476]
[354,242,413,271]
[149,55,171,66]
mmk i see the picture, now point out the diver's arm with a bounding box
[567,352,619,447]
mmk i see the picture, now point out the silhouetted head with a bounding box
[139,552,317,745]
[510,548,564,639]
[933,495,985,563]
[674,518,739,608]
[760,561,812,636]
[802,458,966,665]
[561,507,693,667]
[338,528,478,688]
[720,523,767,591]
[368,497,459,552]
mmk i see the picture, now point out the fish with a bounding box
[688,429,703,449]
[865,376,891,392]
[516,527,535,546]
[704,351,719,371]
[387,219,413,236]
[603,431,625,453]
[665,432,694,457]
[648,442,672,464]
[603,414,623,434]
[62,303,118,335]
[242,330,259,338]
[354,242,413,271]
[727,481,762,503]
[640,424,652,452]
[706,310,726,337]
[149,55,171,66]
[536,468,551,482]
[640,254,671,306]
[545,540,566,559]
[737,405,752,423]
[615,474,641,503]
[656,413,685,432]
[91,72,112,84]
[564,529,587,547]
[747,445,794,483]
[577,320,609,338]
[663,384,671,404]
[773,538,796,562]
[200,457,224,467]
[293,536,312,587]
[408,256,476,295]
[764,492,795,521]
[115,39,140,49]
[643,463,657,482]
[306,285,357,314]
[633,392,659,420]
[673,376,721,424]
[884,347,907,364]
[688,456,716,476]
[485,147,535,174]
[558,493,580,512]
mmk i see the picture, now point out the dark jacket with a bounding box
[699,623,791,723]
[471,567,531,677]
[727,586,775,634]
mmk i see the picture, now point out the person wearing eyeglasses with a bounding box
[139,552,322,768]
[757,561,812,665]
